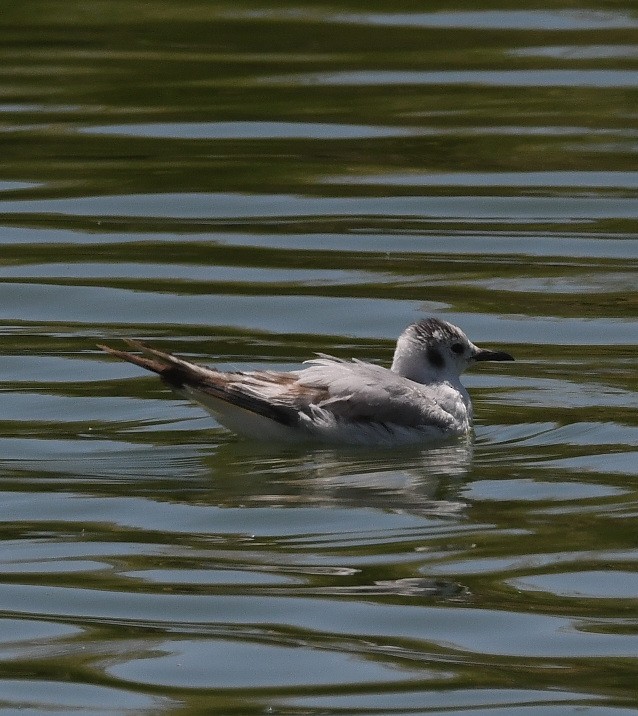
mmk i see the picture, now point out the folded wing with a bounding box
[99,340,305,427]
[297,357,456,433]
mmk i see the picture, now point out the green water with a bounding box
[0,2,636,714]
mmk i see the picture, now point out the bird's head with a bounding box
[391,317,514,383]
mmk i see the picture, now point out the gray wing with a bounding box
[296,357,456,431]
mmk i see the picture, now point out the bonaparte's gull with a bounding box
[100,317,513,446]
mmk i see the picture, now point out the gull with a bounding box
[99,317,513,447]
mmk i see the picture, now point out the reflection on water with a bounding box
[80,121,419,139]
[0,0,637,713]
[228,9,638,31]
[209,438,473,512]
[334,10,638,31]
[259,69,638,87]
[326,170,638,188]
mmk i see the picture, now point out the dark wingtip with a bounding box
[98,341,172,376]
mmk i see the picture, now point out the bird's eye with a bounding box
[451,342,464,355]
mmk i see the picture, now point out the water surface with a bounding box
[0,2,636,714]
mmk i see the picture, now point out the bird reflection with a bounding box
[205,435,473,517]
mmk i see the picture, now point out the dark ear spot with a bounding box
[427,346,444,369]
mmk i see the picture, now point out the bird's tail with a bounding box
[98,340,210,389]
[99,340,302,430]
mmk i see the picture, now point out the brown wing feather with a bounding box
[99,341,306,427]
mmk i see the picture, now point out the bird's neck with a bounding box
[390,337,439,384]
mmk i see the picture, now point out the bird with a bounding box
[99,317,514,447]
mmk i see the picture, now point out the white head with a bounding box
[391,317,514,384]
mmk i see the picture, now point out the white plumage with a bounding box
[100,317,514,447]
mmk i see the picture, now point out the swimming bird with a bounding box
[99,317,513,446]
